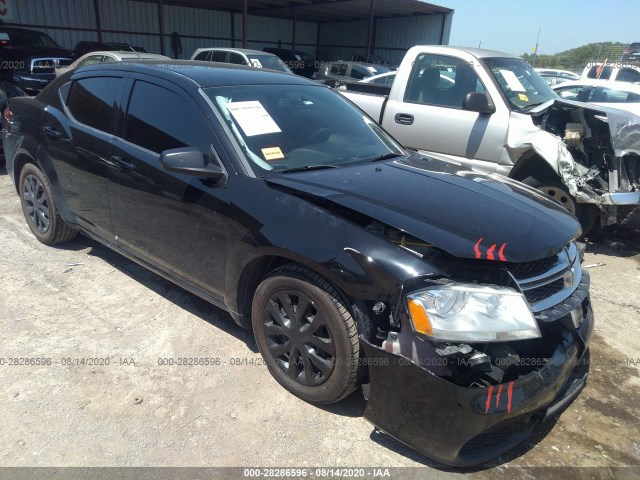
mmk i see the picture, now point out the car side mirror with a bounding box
[160,147,227,183]
[463,92,496,115]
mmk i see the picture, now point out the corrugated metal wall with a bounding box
[11,0,97,52]
[318,13,452,65]
[7,0,448,63]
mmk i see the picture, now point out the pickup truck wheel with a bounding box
[19,163,78,245]
[251,265,359,404]
[523,176,597,233]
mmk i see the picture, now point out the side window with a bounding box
[194,51,209,61]
[616,68,640,83]
[330,63,347,76]
[124,80,210,154]
[209,51,227,62]
[405,54,484,108]
[66,77,124,134]
[102,56,116,63]
[556,86,584,100]
[78,55,103,68]
[349,66,368,80]
[228,53,246,65]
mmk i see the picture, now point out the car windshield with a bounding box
[483,57,559,111]
[205,84,403,176]
[246,55,292,73]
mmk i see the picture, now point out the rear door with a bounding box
[108,76,231,299]
[41,73,127,237]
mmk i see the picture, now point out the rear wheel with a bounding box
[19,163,77,245]
[251,265,359,404]
[523,176,597,234]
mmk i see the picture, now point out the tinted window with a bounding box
[228,53,246,65]
[587,65,612,80]
[66,77,123,134]
[194,51,209,61]
[209,51,227,62]
[330,63,347,76]
[124,80,210,154]
[616,68,640,83]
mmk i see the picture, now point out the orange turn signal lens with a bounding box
[407,299,433,336]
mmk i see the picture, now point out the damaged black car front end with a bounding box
[264,152,593,467]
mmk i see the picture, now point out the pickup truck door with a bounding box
[382,53,509,169]
[108,77,230,300]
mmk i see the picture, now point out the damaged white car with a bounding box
[337,46,640,232]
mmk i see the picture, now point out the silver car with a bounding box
[55,51,170,77]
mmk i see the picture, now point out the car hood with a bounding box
[265,154,580,262]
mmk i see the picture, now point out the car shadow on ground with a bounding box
[55,234,257,351]
[583,222,640,258]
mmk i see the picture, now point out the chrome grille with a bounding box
[30,57,71,75]
[511,242,581,313]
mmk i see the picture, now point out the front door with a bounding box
[108,77,230,299]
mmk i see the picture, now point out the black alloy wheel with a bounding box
[252,265,359,404]
[19,163,77,245]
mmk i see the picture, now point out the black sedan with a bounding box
[3,61,592,466]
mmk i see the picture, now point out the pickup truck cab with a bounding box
[340,46,640,232]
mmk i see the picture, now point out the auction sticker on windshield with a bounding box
[499,69,526,92]
[261,146,285,160]
[227,101,281,136]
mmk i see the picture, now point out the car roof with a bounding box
[194,48,270,56]
[79,51,168,60]
[75,60,315,88]
[552,79,640,93]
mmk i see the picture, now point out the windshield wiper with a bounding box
[368,152,404,162]
[275,164,339,174]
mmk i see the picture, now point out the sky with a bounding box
[438,0,639,55]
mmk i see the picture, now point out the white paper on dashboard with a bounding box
[226,101,282,136]
[499,69,526,92]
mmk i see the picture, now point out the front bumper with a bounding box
[361,290,593,467]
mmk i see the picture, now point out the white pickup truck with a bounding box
[338,45,640,231]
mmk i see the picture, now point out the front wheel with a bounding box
[251,265,359,404]
[522,176,597,234]
[19,163,77,245]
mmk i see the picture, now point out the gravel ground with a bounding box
[0,167,639,479]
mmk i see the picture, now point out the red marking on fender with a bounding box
[495,384,503,407]
[498,243,507,262]
[487,244,497,260]
[485,386,494,413]
[507,381,514,413]
[474,238,484,259]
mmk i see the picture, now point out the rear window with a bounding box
[587,66,612,80]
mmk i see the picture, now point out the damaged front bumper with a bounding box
[360,280,593,467]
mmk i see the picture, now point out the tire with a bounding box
[19,163,77,245]
[522,176,597,234]
[251,264,359,404]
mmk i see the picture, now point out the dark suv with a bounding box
[0,27,73,94]
[621,42,640,63]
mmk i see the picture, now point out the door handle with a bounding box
[394,113,414,125]
[111,155,135,171]
[42,126,61,139]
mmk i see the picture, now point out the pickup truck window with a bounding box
[616,68,640,83]
[483,57,558,111]
[66,77,125,134]
[206,84,402,175]
[124,80,209,154]
[404,54,485,109]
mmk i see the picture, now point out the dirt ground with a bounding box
[0,167,639,479]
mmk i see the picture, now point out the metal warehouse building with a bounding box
[4,0,453,64]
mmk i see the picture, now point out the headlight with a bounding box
[406,284,540,342]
